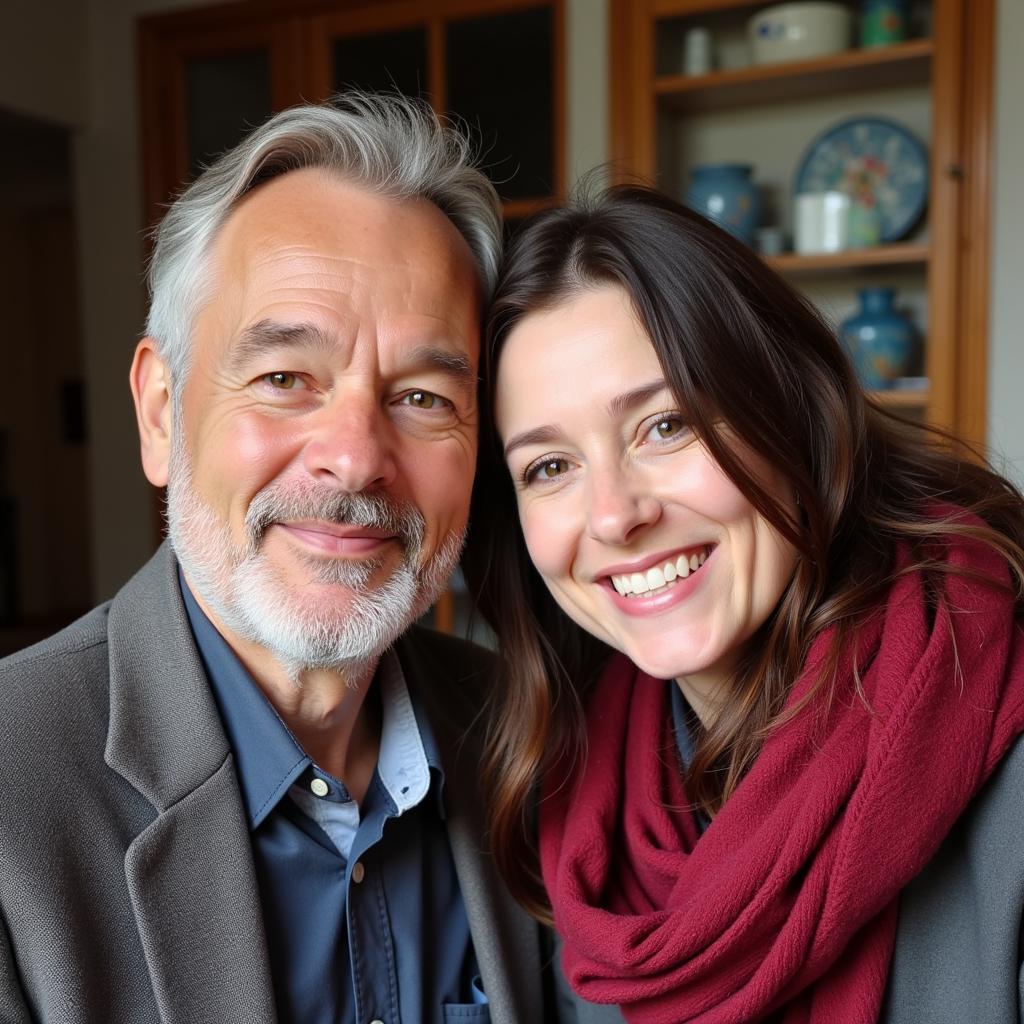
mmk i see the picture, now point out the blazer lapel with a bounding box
[104,544,277,1024]
[397,631,545,1024]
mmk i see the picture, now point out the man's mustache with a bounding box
[243,484,426,557]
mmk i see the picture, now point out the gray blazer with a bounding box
[553,735,1024,1024]
[0,544,550,1023]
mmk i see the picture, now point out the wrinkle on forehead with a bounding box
[194,168,481,360]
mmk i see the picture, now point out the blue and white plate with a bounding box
[793,117,928,242]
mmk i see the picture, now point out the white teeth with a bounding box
[609,547,711,597]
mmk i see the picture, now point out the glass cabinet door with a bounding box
[332,27,429,99]
[184,49,273,178]
[139,16,304,210]
[446,5,555,203]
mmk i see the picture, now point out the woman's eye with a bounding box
[526,457,570,483]
[263,371,300,390]
[646,415,688,442]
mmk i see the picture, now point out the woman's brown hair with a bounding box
[461,185,1024,921]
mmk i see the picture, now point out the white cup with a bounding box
[793,191,850,254]
[684,28,713,76]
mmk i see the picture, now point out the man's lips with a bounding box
[271,520,399,556]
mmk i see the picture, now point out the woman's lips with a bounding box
[601,545,714,616]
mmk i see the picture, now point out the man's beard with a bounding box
[165,435,464,681]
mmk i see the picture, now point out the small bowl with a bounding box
[748,2,852,66]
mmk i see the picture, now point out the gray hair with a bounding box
[145,91,503,390]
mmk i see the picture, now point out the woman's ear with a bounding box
[130,338,173,488]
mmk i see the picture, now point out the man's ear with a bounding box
[130,338,174,488]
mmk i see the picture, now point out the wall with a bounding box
[988,0,1024,485]
[0,1,87,127]
[72,0,218,600]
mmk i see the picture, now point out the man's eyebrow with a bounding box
[403,345,476,388]
[227,320,335,372]
[502,379,672,460]
[227,325,475,387]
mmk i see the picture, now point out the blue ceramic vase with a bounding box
[685,164,760,245]
[860,0,909,47]
[840,288,915,389]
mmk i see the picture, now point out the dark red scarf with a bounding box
[539,531,1024,1022]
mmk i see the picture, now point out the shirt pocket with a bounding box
[442,1005,491,1022]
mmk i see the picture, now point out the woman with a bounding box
[463,185,1024,1023]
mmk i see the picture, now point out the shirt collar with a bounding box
[180,575,310,828]
[375,647,444,815]
[179,573,445,826]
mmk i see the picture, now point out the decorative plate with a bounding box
[793,116,928,242]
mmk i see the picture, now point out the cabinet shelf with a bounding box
[502,196,559,219]
[870,387,930,409]
[767,244,930,275]
[654,38,933,113]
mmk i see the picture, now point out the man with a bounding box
[0,94,550,1023]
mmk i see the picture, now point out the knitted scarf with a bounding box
[539,532,1024,1023]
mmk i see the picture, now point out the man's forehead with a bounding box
[216,168,468,267]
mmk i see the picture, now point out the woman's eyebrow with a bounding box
[503,380,671,459]
[607,379,671,418]
[504,425,564,460]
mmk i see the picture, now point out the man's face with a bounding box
[161,169,482,675]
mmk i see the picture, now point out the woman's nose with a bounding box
[584,465,661,546]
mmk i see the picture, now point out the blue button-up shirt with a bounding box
[181,579,487,1024]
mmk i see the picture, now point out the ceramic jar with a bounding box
[840,287,915,388]
[860,0,909,47]
[685,164,760,245]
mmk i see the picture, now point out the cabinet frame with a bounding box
[608,0,995,444]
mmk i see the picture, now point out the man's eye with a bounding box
[403,390,442,409]
[264,372,300,390]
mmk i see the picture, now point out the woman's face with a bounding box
[494,285,799,696]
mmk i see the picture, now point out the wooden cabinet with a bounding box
[609,0,994,443]
[139,0,564,229]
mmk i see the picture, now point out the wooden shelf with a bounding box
[766,243,930,275]
[502,196,559,220]
[655,38,933,113]
[869,387,930,409]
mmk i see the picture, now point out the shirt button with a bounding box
[351,862,365,884]
[310,778,329,797]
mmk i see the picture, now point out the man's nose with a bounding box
[584,463,662,546]
[301,394,398,492]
